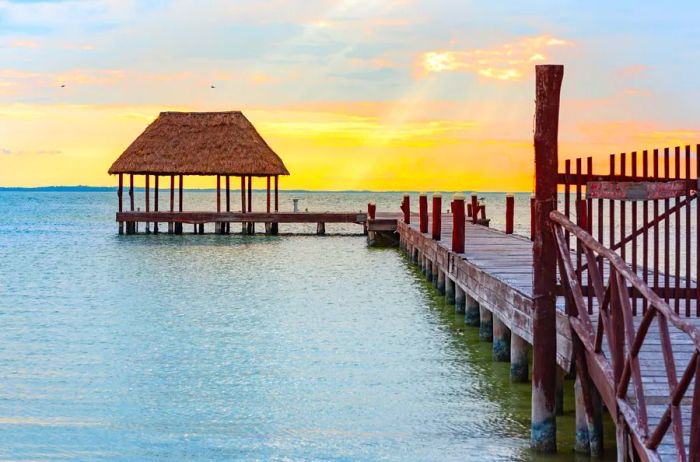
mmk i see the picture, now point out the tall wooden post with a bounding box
[274,175,279,211]
[530,195,536,241]
[145,174,150,233]
[531,64,563,453]
[117,173,123,234]
[154,175,159,234]
[129,174,134,211]
[451,194,465,253]
[432,193,442,240]
[266,176,271,212]
[226,175,231,234]
[419,193,428,233]
[506,194,514,234]
[470,193,479,223]
[401,194,410,224]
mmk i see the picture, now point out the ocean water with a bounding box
[0,191,614,461]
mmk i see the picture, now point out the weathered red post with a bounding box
[471,193,479,223]
[266,176,271,213]
[451,194,465,253]
[129,174,134,211]
[216,175,221,212]
[400,194,410,224]
[154,175,159,234]
[505,194,514,234]
[117,173,123,234]
[272,175,279,235]
[367,202,376,219]
[531,64,563,453]
[419,193,428,233]
[530,195,536,241]
[432,193,442,240]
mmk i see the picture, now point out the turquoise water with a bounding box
[0,191,611,461]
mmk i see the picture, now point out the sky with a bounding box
[0,0,699,191]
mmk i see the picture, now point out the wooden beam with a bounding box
[531,64,563,453]
[154,176,159,212]
[170,175,174,212]
[118,173,123,213]
[226,176,230,212]
[145,174,150,212]
[248,175,252,212]
[129,174,134,211]
[178,175,183,212]
[216,175,221,212]
[117,211,368,224]
[274,175,279,211]
[241,176,246,213]
[266,176,271,212]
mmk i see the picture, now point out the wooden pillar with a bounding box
[129,174,134,211]
[266,176,271,212]
[178,175,183,212]
[510,333,529,382]
[216,175,221,212]
[470,193,478,223]
[465,293,479,326]
[455,285,466,314]
[401,194,410,224]
[530,195,536,241]
[479,306,492,342]
[445,278,455,304]
[226,176,231,212]
[247,175,252,212]
[425,258,432,282]
[154,175,159,234]
[432,193,441,240]
[436,269,445,294]
[451,194,465,253]
[170,175,174,211]
[241,176,246,213]
[492,314,510,362]
[145,174,150,233]
[272,175,279,235]
[531,64,563,453]
[419,193,428,233]
[117,173,123,234]
[505,193,514,234]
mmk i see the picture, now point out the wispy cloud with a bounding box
[418,35,571,81]
[10,39,40,49]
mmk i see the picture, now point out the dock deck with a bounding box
[394,212,698,460]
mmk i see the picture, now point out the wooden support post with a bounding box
[226,175,230,234]
[574,375,589,454]
[241,176,246,212]
[401,194,410,224]
[492,315,510,362]
[451,194,465,253]
[145,174,150,233]
[555,367,565,415]
[465,293,479,326]
[432,193,442,240]
[437,269,445,294]
[272,175,279,235]
[510,333,529,382]
[419,193,428,233]
[367,202,376,219]
[117,173,123,234]
[178,175,183,211]
[445,278,455,305]
[266,176,271,212]
[217,175,221,212]
[505,193,514,234]
[154,175,159,234]
[688,354,700,461]
[531,64,563,453]
[317,222,325,235]
[170,175,174,212]
[129,174,134,211]
[479,306,492,342]
[425,259,433,282]
[247,175,252,212]
[455,285,466,314]
[470,193,479,224]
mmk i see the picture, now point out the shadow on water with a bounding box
[396,251,618,462]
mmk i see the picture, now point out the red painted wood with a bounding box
[451,196,465,253]
[632,152,638,314]
[117,211,367,224]
[642,150,649,313]
[564,159,571,248]
[674,147,682,314]
[154,175,159,212]
[530,195,536,241]
[274,175,279,212]
[401,195,410,224]
[664,148,671,306]
[266,176,271,213]
[685,145,692,316]
[432,194,442,240]
[367,202,376,219]
[470,194,478,224]
[419,194,428,233]
[697,144,700,316]
[226,176,230,212]
[247,175,252,212]
[653,149,660,296]
[689,354,700,461]
[505,194,514,234]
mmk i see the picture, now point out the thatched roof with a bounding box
[108,111,289,176]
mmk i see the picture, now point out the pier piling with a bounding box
[445,278,456,305]
[492,315,510,362]
[510,333,529,382]
[451,194,465,254]
[479,306,493,342]
[455,285,466,314]
[530,64,563,453]
[437,269,445,294]
[419,193,428,233]
[465,293,479,326]
[432,193,442,240]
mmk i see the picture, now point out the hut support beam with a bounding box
[226,175,230,234]
[241,176,247,234]
[145,174,150,233]
[176,175,183,234]
[216,175,222,234]
[531,64,563,453]
[169,175,174,234]
[154,175,159,234]
[247,175,253,235]
[272,175,279,235]
[118,173,123,234]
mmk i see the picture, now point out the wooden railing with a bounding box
[550,210,700,462]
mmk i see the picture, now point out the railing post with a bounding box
[400,194,410,224]
[419,193,428,233]
[506,194,514,234]
[451,194,465,253]
[432,193,442,240]
[531,64,563,453]
[690,354,700,461]
[367,202,376,219]
[471,193,479,224]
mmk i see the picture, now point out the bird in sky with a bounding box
[60,84,65,88]
[210,85,215,89]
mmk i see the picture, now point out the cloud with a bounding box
[10,40,40,48]
[417,35,571,81]
[0,147,61,155]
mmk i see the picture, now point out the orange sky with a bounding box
[1,1,698,190]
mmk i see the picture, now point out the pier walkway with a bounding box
[382,211,699,461]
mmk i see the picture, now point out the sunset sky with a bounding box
[1,0,699,190]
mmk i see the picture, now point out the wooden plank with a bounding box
[117,211,368,224]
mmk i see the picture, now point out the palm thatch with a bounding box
[108,111,289,176]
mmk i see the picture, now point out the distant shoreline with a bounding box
[0,186,529,194]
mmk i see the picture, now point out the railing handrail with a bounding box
[549,210,700,351]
